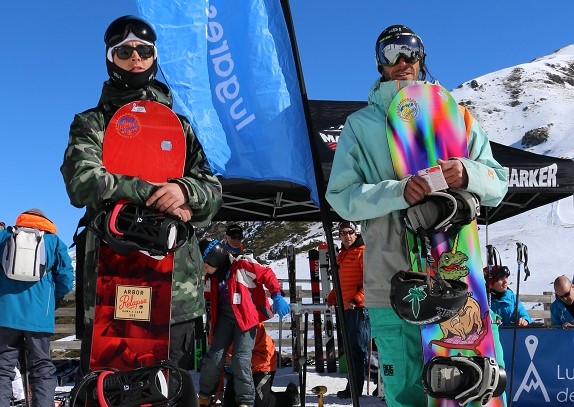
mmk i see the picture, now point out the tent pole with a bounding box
[279,1,360,406]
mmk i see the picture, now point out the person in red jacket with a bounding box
[223,323,299,407]
[326,221,371,398]
[197,239,290,407]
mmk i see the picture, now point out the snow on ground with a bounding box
[189,367,387,407]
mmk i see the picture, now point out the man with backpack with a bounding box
[0,208,74,406]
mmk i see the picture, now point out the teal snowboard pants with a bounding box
[370,307,426,407]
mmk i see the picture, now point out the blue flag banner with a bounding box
[135,0,319,205]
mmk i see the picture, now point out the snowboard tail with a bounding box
[386,84,503,407]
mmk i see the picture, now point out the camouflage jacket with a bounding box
[61,80,222,324]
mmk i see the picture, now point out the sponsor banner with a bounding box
[136,0,319,205]
[505,164,558,188]
[500,327,574,405]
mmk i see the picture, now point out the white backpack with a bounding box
[1,226,47,281]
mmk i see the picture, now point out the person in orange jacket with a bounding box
[223,323,299,407]
[326,221,371,399]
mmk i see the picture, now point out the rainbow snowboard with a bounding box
[90,100,186,372]
[386,83,503,407]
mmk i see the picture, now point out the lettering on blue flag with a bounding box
[136,0,319,205]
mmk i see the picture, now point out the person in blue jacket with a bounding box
[551,275,574,327]
[0,209,74,406]
[486,265,531,326]
[325,24,508,407]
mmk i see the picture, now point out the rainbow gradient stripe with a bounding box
[387,84,467,179]
[387,84,504,407]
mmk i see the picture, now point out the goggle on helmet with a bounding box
[375,25,425,74]
[104,15,159,90]
[104,15,157,47]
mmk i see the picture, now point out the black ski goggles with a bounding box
[376,34,424,66]
[105,18,157,47]
[113,44,155,60]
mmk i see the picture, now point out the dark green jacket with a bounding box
[61,80,222,324]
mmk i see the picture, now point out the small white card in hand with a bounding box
[417,165,448,192]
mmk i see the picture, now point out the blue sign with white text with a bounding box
[500,327,574,405]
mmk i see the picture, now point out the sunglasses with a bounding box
[228,234,243,240]
[113,44,155,60]
[339,230,355,236]
[205,261,218,268]
[557,284,573,300]
[376,34,424,67]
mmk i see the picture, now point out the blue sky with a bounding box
[2,0,574,245]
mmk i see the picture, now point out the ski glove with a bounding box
[271,293,291,319]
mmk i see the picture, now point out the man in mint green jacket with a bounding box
[326,25,508,407]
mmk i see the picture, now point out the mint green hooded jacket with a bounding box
[326,79,508,308]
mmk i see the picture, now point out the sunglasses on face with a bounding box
[557,284,573,300]
[228,234,243,240]
[376,34,424,67]
[113,44,155,60]
[339,230,355,236]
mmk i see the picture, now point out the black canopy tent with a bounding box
[213,100,574,224]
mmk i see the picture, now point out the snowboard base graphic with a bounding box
[386,84,503,406]
[90,101,186,372]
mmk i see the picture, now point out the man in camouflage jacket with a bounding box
[60,15,222,375]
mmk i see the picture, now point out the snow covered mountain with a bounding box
[451,45,574,158]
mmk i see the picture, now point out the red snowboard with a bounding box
[90,101,186,371]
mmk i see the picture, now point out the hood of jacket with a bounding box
[15,211,57,233]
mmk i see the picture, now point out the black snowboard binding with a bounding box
[423,354,506,405]
[404,188,480,234]
[89,199,192,257]
[70,361,192,407]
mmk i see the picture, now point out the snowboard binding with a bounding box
[404,188,480,234]
[422,354,506,406]
[70,361,190,407]
[90,199,192,257]
[390,269,468,324]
